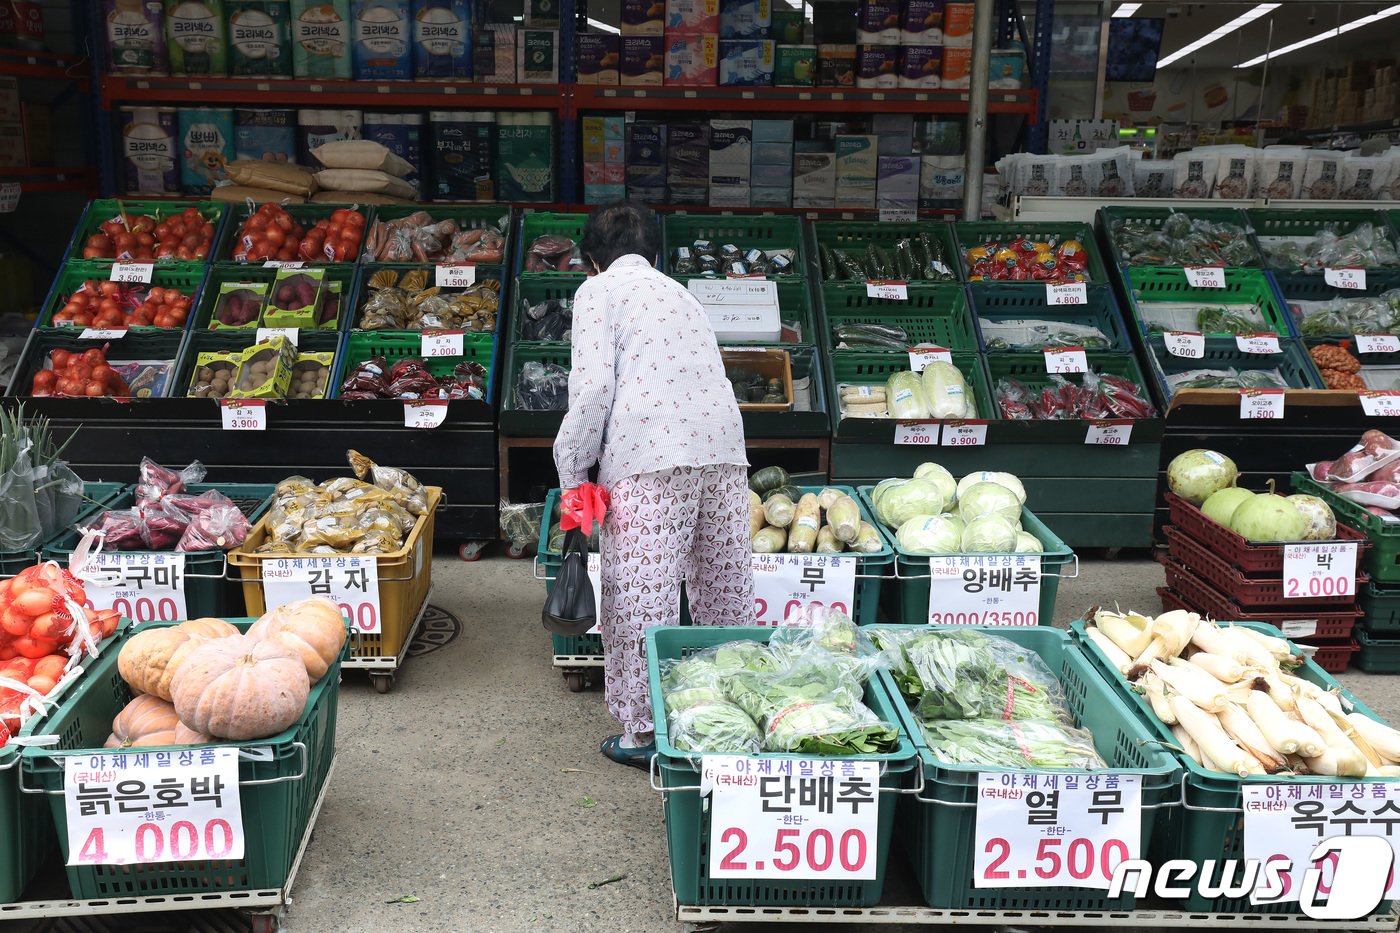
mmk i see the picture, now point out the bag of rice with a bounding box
[1301,150,1344,199]
[313,168,417,200]
[225,160,317,196]
[310,140,414,177]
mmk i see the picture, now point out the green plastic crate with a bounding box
[1355,627,1400,672]
[0,481,124,580]
[661,213,809,279]
[1294,472,1400,585]
[498,343,570,437]
[171,329,344,401]
[648,625,918,907]
[334,329,495,405]
[41,483,275,620]
[953,221,1109,284]
[1072,618,1399,914]
[827,350,994,441]
[1360,581,1400,635]
[870,624,1180,910]
[983,351,1157,418]
[1271,272,1400,339]
[517,212,589,282]
[822,284,977,352]
[808,220,959,284]
[349,263,504,336]
[513,276,586,344]
[191,263,360,332]
[19,618,344,898]
[213,203,375,265]
[1145,335,1325,405]
[1247,208,1400,273]
[1124,267,1297,338]
[855,492,1075,626]
[363,204,514,263]
[970,283,1134,353]
[1097,205,1260,269]
[5,328,190,400]
[62,199,226,270]
[37,261,207,331]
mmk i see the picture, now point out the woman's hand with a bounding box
[560,483,611,534]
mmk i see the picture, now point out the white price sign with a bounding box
[907,347,952,372]
[1242,783,1400,904]
[1163,331,1205,359]
[255,327,299,346]
[65,748,243,866]
[1282,542,1358,600]
[1357,335,1400,355]
[941,420,988,447]
[421,330,465,358]
[1280,619,1318,638]
[1235,333,1282,354]
[1045,282,1087,306]
[1361,391,1400,416]
[1324,267,1367,290]
[78,328,127,340]
[583,552,602,635]
[403,399,449,429]
[865,280,909,301]
[879,208,917,223]
[79,552,187,624]
[1184,266,1226,289]
[927,555,1041,625]
[1044,347,1089,374]
[261,556,382,633]
[1240,389,1285,420]
[751,553,857,626]
[974,772,1142,890]
[894,421,940,446]
[436,264,476,288]
[1085,420,1133,446]
[262,260,304,269]
[704,755,879,880]
[219,398,266,431]
[110,262,153,284]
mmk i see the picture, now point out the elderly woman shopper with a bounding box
[553,202,753,770]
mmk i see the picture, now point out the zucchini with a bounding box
[819,242,840,281]
[832,248,867,282]
[834,323,908,351]
[749,465,791,494]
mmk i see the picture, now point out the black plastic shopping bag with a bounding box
[542,528,596,636]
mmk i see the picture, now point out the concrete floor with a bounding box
[45,553,1390,933]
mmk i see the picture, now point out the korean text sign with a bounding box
[262,556,382,633]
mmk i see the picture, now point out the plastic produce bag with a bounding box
[135,458,205,507]
[886,371,929,419]
[762,697,899,755]
[499,500,547,551]
[0,442,40,551]
[79,509,148,551]
[924,362,976,419]
[920,718,1105,769]
[176,504,251,551]
[348,449,429,516]
[515,361,570,412]
[669,701,763,754]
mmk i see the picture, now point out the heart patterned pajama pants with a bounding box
[599,463,754,738]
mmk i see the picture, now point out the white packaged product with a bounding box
[1015,154,1056,197]
[1173,150,1218,198]
[1257,146,1307,199]
[1088,147,1133,197]
[1132,160,1174,198]
[923,362,975,419]
[1055,156,1094,198]
[1340,155,1392,200]
[1212,146,1256,200]
[1301,150,1344,199]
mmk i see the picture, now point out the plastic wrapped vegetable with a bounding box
[135,458,205,507]
[886,371,929,419]
[752,526,786,553]
[670,701,763,754]
[514,361,570,411]
[816,527,843,553]
[763,493,796,528]
[923,362,976,419]
[787,494,821,553]
[851,522,884,553]
[920,718,1104,769]
[826,494,861,544]
[763,699,900,755]
[176,504,251,551]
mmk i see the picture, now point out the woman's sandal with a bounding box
[600,734,656,771]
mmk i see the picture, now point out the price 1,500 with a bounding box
[719,827,869,874]
[982,836,1130,883]
[78,819,237,865]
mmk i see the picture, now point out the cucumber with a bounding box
[749,465,791,494]
[819,242,839,281]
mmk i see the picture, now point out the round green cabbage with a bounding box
[913,462,958,506]
[961,514,1019,553]
[956,471,1026,505]
[957,481,1022,524]
[1015,531,1043,553]
[876,477,946,528]
[895,514,964,554]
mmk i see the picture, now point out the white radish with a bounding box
[1085,624,1133,674]
[1190,619,1246,660]
[1347,713,1400,763]
[1093,611,1153,658]
[1188,651,1246,683]
[1218,702,1287,773]
[1133,610,1200,669]
[1170,723,1202,763]
[1305,748,1368,778]
[1232,625,1295,665]
[1295,695,1357,754]
[1280,673,1349,716]
[1368,765,1400,778]
[1248,691,1302,755]
[1218,626,1278,670]
[1136,672,1177,725]
[1172,695,1249,778]
[1258,672,1297,712]
[1154,658,1227,711]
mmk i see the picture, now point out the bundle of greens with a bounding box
[920,719,1103,769]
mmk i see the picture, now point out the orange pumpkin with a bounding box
[104,694,180,748]
[117,619,240,701]
[171,635,309,741]
[174,721,214,745]
[247,598,347,683]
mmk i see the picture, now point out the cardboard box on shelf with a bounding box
[665,33,718,84]
[793,149,835,207]
[582,161,625,184]
[719,39,774,85]
[582,115,625,162]
[622,0,665,35]
[495,112,555,202]
[474,23,517,82]
[771,8,803,43]
[776,44,816,85]
[751,186,791,207]
[873,113,913,154]
[577,34,620,84]
[668,122,710,180]
[626,121,667,165]
[835,133,877,181]
[751,118,792,142]
[720,0,770,38]
[856,0,899,45]
[989,49,1024,88]
[901,0,944,44]
[817,43,855,87]
[621,35,665,84]
[753,141,793,164]
[667,0,719,34]
[752,161,791,186]
[919,153,964,208]
[585,183,626,203]
[710,186,751,208]
[856,44,898,88]
[877,154,919,209]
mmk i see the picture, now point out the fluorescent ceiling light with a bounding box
[1156,3,1280,69]
[587,16,619,33]
[1236,3,1400,68]
[1112,3,1141,17]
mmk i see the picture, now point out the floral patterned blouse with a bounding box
[553,254,748,488]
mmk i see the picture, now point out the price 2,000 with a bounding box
[78,819,237,864]
[983,836,1130,883]
[1284,575,1351,598]
[754,598,849,624]
[719,827,868,874]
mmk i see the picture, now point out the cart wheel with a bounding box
[458,541,486,562]
[1104,547,1123,561]
[564,671,587,692]
[249,912,280,933]
[372,673,394,694]
[686,924,722,933]
[507,543,529,559]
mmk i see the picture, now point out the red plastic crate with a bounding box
[1164,491,1370,575]
[1164,525,1367,608]
[1157,555,1361,640]
[1157,587,1358,673]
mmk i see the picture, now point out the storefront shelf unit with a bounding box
[807,221,959,285]
[649,625,917,908]
[661,214,809,280]
[826,350,993,441]
[1145,335,1325,407]
[952,221,1110,284]
[1072,618,1389,914]
[1096,205,1260,269]
[875,625,1179,911]
[19,620,344,899]
[192,263,363,333]
[969,282,1135,353]
[5,328,191,402]
[211,203,377,266]
[60,199,227,272]
[1123,267,1297,339]
[36,262,208,331]
[821,284,977,353]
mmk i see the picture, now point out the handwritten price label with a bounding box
[436,264,476,288]
[403,399,449,429]
[421,330,465,358]
[1044,347,1089,374]
[1085,420,1133,446]
[218,398,266,431]
[262,260,305,269]
[78,327,127,340]
[1361,391,1400,417]
[751,553,856,626]
[1324,267,1367,290]
[1240,389,1285,420]
[1235,333,1282,354]
[865,280,909,301]
[894,421,940,446]
[941,421,987,447]
[1283,542,1357,600]
[255,327,298,346]
[1045,282,1088,306]
[907,347,952,373]
[1163,331,1204,358]
[1184,266,1226,289]
[1357,335,1400,355]
[110,262,153,284]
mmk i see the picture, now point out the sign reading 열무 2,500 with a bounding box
[261,556,382,634]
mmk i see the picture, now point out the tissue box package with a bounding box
[792,150,834,207]
[989,49,1025,88]
[577,33,620,83]
[901,0,943,43]
[877,155,919,208]
[719,0,770,38]
[719,39,774,86]
[665,33,717,84]
[516,29,558,82]
[817,43,855,86]
[919,154,964,207]
[666,0,719,33]
[621,0,665,34]
[898,44,941,88]
[473,23,516,82]
[582,115,624,162]
[856,0,899,44]
[621,35,665,84]
[941,45,969,88]
[942,1,973,46]
[776,44,815,85]
[856,44,897,88]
